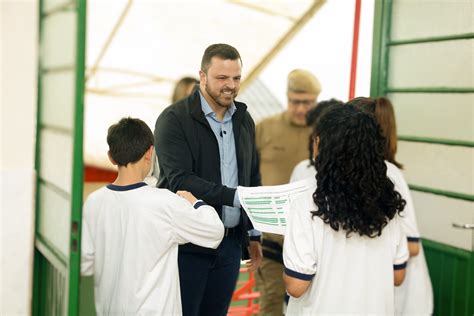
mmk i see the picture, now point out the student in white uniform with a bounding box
[352,96,434,315]
[81,117,224,315]
[283,105,409,315]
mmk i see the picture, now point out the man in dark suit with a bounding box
[154,43,262,316]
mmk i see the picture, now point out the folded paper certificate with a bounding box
[238,178,316,235]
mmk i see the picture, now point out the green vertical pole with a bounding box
[369,0,384,97]
[370,0,392,97]
[32,0,45,313]
[68,0,87,314]
[381,0,393,96]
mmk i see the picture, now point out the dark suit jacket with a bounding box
[154,88,261,258]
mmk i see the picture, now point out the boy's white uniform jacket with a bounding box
[81,183,224,315]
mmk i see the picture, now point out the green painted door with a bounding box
[32,0,87,314]
[371,1,474,315]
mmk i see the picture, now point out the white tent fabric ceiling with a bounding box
[85,0,324,170]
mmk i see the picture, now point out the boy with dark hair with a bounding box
[81,117,224,315]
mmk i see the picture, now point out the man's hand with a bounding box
[246,241,263,272]
[176,190,198,205]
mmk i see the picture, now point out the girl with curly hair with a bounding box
[290,98,343,182]
[352,96,433,315]
[283,105,409,315]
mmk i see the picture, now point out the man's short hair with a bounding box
[107,117,153,166]
[287,69,322,95]
[201,43,242,74]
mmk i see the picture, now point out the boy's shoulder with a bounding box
[138,186,185,207]
[84,186,109,204]
[83,184,182,208]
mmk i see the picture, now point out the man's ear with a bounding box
[199,70,206,85]
[107,151,117,165]
[144,145,154,161]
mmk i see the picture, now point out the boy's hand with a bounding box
[176,190,198,205]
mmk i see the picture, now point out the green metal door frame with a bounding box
[370,0,474,201]
[32,0,87,314]
[370,1,474,315]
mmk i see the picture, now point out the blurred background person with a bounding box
[172,76,199,103]
[255,69,321,316]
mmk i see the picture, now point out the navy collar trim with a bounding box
[107,182,147,191]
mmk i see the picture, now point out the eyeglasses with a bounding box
[288,98,316,107]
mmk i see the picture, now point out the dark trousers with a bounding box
[178,233,242,316]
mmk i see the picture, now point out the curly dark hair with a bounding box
[306,98,344,166]
[350,96,403,169]
[311,105,406,237]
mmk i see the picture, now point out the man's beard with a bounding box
[205,82,237,108]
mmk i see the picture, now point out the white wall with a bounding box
[260,0,375,103]
[1,1,38,314]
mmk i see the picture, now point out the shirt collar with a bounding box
[107,182,147,191]
[199,91,236,120]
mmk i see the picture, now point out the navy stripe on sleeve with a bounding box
[193,200,207,209]
[284,267,315,281]
[407,237,420,242]
[393,262,407,270]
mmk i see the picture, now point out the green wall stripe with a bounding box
[385,87,474,93]
[35,236,68,272]
[409,184,474,202]
[398,136,474,147]
[41,66,76,73]
[388,32,474,46]
[40,124,73,135]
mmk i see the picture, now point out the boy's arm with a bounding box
[170,192,224,249]
[81,216,94,276]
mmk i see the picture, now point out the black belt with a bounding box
[224,227,238,237]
